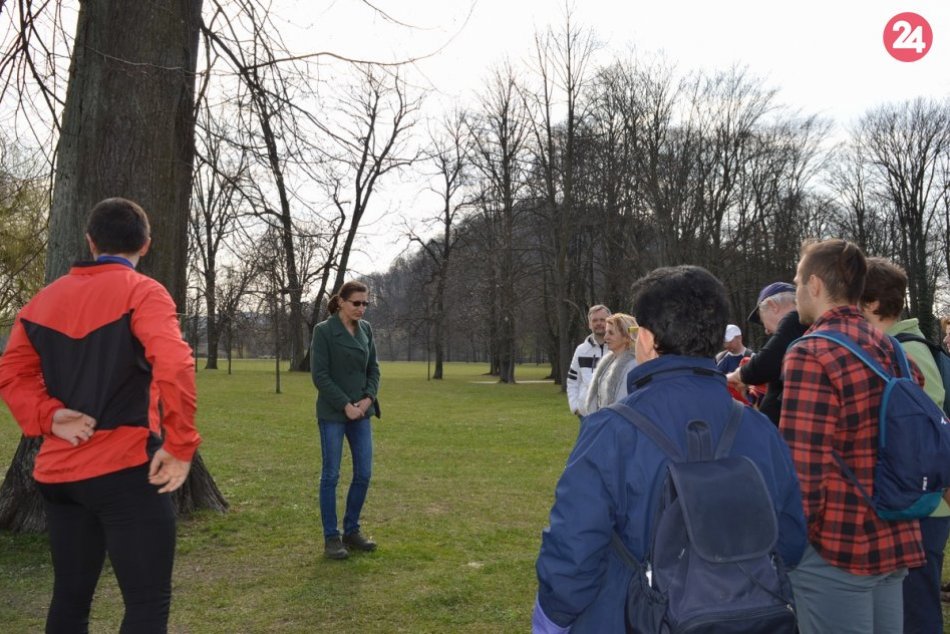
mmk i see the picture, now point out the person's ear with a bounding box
[860,299,882,320]
[138,237,151,257]
[636,327,658,364]
[806,273,823,300]
[85,233,99,258]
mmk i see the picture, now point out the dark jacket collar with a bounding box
[71,261,136,274]
[327,313,367,348]
[626,354,723,392]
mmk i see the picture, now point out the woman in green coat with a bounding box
[311,281,381,559]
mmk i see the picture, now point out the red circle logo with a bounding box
[884,12,933,62]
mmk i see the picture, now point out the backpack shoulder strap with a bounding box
[610,531,640,570]
[893,332,943,366]
[714,400,746,459]
[797,331,895,382]
[608,402,684,462]
[885,334,913,379]
[801,333,916,511]
[831,450,875,509]
[607,404,681,574]
[894,332,933,349]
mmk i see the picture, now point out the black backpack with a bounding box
[608,400,796,634]
[894,332,950,417]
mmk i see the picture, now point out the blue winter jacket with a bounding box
[534,355,807,633]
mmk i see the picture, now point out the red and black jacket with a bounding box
[0,261,200,483]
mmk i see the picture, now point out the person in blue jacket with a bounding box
[533,265,806,633]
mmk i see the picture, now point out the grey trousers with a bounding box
[789,543,908,634]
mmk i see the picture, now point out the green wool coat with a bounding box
[310,313,381,422]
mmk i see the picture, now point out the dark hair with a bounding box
[861,256,907,320]
[799,239,866,304]
[328,280,369,314]
[86,197,150,254]
[630,265,729,358]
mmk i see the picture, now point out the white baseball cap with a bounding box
[724,324,742,342]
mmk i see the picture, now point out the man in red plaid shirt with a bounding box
[781,239,924,633]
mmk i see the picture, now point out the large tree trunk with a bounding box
[171,452,228,514]
[0,0,226,533]
[0,438,45,533]
[47,0,199,301]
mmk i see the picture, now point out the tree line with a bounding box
[2,6,949,393]
[368,21,950,385]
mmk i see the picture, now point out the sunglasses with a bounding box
[348,300,371,308]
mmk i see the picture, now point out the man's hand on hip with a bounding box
[148,448,192,494]
[51,408,97,446]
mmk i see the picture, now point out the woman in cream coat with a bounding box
[583,312,638,415]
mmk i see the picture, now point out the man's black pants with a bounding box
[37,464,176,634]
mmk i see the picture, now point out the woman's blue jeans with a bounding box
[318,417,373,538]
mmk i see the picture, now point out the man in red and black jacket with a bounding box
[0,197,200,633]
[781,239,923,634]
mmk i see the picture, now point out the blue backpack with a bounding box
[796,331,950,520]
[894,332,950,417]
[608,401,796,634]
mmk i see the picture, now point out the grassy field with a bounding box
[4,360,950,632]
[0,361,577,633]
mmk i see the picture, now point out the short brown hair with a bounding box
[86,197,150,254]
[861,257,907,320]
[799,239,866,304]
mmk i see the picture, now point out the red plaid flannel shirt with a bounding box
[780,306,924,575]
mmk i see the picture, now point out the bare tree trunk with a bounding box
[433,282,446,379]
[171,451,228,514]
[205,283,220,369]
[46,0,198,300]
[0,0,226,532]
[858,98,950,338]
[498,211,517,384]
[0,438,44,533]
[295,70,417,372]
[526,13,595,390]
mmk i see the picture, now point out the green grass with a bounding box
[0,361,577,633]
[7,361,950,632]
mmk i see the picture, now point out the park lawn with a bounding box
[0,360,577,633]
[6,360,950,632]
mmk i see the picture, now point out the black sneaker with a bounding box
[342,531,377,552]
[324,536,349,560]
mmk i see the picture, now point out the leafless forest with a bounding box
[2,2,949,389]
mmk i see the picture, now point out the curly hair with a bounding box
[630,265,729,358]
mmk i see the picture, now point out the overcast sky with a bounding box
[278,0,950,274]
